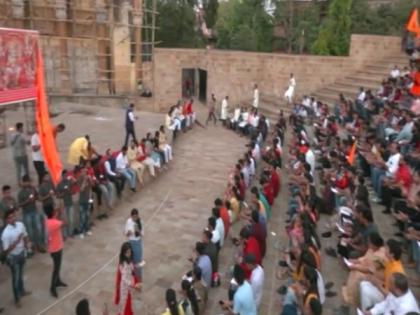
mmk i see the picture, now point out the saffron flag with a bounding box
[406,8,420,35]
[347,141,357,166]
[35,40,62,185]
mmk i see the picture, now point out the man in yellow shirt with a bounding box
[359,239,404,311]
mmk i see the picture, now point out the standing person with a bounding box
[78,168,93,239]
[179,279,199,315]
[38,173,56,213]
[31,130,45,185]
[244,254,264,309]
[206,94,217,126]
[116,146,137,192]
[284,73,296,105]
[52,123,66,139]
[1,209,32,308]
[220,265,257,315]
[114,242,141,315]
[18,175,45,253]
[162,288,185,315]
[44,205,67,298]
[125,208,145,279]
[10,122,29,184]
[124,103,138,147]
[220,96,229,127]
[253,84,259,109]
[0,185,18,228]
[194,242,212,288]
[56,170,75,238]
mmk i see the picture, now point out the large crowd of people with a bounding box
[2,45,420,315]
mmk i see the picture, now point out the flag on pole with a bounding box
[35,41,62,185]
[406,8,420,34]
[346,141,357,166]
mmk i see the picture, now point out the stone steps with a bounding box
[313,51,409,105]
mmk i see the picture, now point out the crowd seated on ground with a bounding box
[280,55,420,315]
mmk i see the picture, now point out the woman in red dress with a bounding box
[114,242,141,315]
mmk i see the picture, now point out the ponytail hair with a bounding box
[181,280,199,315]
[165,288,179,315]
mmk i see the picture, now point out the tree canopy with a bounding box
[151,0,417,55]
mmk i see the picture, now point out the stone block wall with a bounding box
[150,34,402,111]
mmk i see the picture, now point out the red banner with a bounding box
[0,28,38,105]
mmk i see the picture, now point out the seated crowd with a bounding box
[160,103,284,315]
[279,61,420,315]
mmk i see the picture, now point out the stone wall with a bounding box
[151,34,402,111]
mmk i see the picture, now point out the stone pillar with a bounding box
[113,25,134,93]
[119,0,131,25]
[54,0,67,36]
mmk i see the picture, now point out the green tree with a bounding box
[311,0,353,55]
[154,0,203,48]
[203,0,219,29]
[215,0,273,52]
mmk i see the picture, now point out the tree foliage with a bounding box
[311,0,353,55]
[154,0,203,48]
[214,0,273,52]
[203,0,219,29]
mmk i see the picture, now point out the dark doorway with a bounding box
[182,68,195,98]
[198,69,207,103]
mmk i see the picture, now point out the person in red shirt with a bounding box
[238,227,261,279]
[382,157,412,214]
[250,210,266,258]
[44,205,67,298]
[215,198,229,239]
[270,164,280,197]
[261,177,274,206]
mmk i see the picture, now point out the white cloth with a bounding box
[104,160,116,176]
[128,111,135,122]
[390,69,400,79]
[253,88,259,108]
[359,280,385,311]
[385,153,401,177]
[1,222,27,256]
[252,144,261,161]
[370,290,419,315]
[125,217,141,241]
[215,218,224,247]
[211,228,221,245]
[250,265,264,307]
[116,152,129,171]
[31,133,43,162]
[232,108,241,123]
[284,78,296,102]
[316,270,326,305]
[221,98,228,120]
[357,91,366,102]
[305,149,315,175]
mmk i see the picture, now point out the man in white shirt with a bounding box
[363,272,419,315]
[31,132,46,185]
[357,87,366,103]
[389,65,400,80]
[125,208,144,278]
[208,217,221,250]
[252,84,259,109]
[116,146,136,192]
[244,254,264,308]
[212,208,225,247]
[221,96,229,126]
[305,145,316,176]
[1,209,31,307]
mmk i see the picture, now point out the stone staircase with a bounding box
[249,52,409,123]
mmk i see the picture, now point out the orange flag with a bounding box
[346,141,357,166]
[35,40,62,185]
[406,8,420,34]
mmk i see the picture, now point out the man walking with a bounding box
[206,94,218,126]
[10,122,29,184]
[124,103,137,146]
[1,209,32,308]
